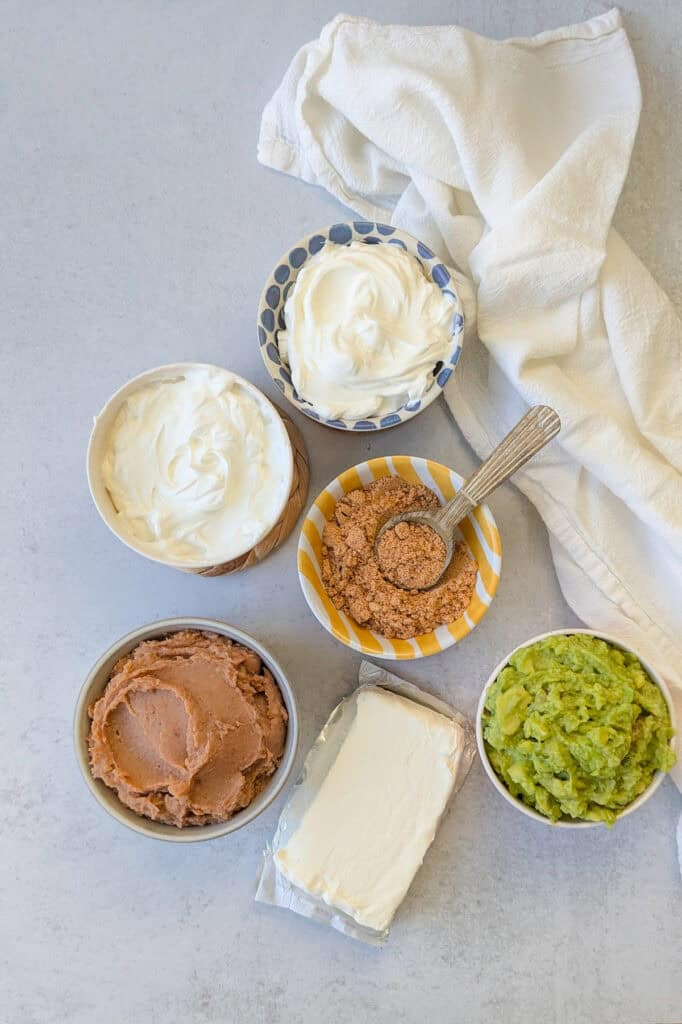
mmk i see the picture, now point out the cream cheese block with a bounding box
[275,687,462,931]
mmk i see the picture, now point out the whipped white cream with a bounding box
[100,366,291,566]
[279,241,455,419]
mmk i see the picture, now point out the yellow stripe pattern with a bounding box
[297,456,502,660]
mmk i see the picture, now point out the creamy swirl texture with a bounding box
[279,241,455,419]
[101,367,291,565]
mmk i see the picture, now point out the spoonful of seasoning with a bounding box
[375,405,561,590]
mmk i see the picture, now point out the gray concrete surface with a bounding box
[2,2,680,1023]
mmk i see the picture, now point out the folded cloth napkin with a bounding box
[258,9,682,791]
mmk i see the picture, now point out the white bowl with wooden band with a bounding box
[87,363,295,574]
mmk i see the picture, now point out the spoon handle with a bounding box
[439,405,561,531]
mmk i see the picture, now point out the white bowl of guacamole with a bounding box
[476,629,677,828]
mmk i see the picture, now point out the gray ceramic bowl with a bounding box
[74,617,299,842]
[476,628,677,828]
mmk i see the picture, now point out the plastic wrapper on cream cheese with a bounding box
[255,660,477,945]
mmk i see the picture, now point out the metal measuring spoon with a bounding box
[375,405,561,590]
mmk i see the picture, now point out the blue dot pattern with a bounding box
[379,413,402,428]
[266,343,280,365]
[289,247,307,268]
[432,264,450,287]
[329,223,352,244]
[258,221,465,431]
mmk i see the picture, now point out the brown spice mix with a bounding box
[377,520,447,590]
[321,477,478,639]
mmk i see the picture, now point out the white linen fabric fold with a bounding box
[258,9,682,789]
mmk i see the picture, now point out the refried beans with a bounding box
[88,630,287,827]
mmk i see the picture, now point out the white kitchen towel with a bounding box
[258,9,682,789]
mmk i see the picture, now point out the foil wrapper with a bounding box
[255,660,477,944]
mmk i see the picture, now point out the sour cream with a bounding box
[100,366,292,566]
[279,241,455,419]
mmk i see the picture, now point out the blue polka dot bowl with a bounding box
[257,222,465,431]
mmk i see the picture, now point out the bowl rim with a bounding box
[257,220,464,431]
[86,362,295,570]
[475,627,678,829]
[297,455,502,660]
[73,617,299,842]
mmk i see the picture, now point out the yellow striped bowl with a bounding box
[297,456,502,660]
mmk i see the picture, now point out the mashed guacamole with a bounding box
[482,634,676,825]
